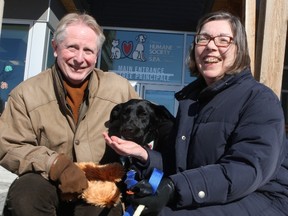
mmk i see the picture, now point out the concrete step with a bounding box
[0,166,17,216]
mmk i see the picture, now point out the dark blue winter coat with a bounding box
[142,68,288,215]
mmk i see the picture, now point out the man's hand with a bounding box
[127,178,175,215]
[49,154,88,194]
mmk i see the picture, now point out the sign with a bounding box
[100,29,185,83]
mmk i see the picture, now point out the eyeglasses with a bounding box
[195,34,234,48]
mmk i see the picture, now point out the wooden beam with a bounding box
[255,0,288,98]
[244,0,256,75]
[60,0,77,12]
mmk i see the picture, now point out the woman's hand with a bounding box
[102,131,148,162]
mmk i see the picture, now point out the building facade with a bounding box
[1,0,288,129]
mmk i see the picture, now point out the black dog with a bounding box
[107,99,175,150]
[106,99,175,209]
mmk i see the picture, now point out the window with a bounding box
[0,24,29,113]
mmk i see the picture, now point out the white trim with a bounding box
[47,8,59,30]
[24,21,49,79]
[0,0,4,36]
[2,18,33,25]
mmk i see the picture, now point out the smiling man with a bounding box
[0,13,139,216]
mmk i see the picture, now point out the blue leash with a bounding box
[123,168,164,216]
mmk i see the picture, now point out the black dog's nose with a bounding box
[121,127,135,138]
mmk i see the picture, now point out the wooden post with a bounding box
[243,0,256,75]
[254,0,288,98]
[60,0,77,12]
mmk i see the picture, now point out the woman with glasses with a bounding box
[104,11,288,215]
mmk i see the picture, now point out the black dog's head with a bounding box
[107,99,174,148]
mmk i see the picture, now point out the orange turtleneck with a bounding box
[63,79,89,124]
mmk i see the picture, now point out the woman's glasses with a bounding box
[195,34,234,48]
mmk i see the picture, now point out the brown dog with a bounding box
[61,162,125,208]
[77,162,125,207]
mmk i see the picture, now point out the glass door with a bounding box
[0,24,29,113]
[140,84,181,116]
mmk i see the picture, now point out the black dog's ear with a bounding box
[148,103,175,151]
[110,103,122,123]
[108,104,123,136]
[151,104,175,122]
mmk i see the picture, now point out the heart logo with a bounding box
[122,41,133,57]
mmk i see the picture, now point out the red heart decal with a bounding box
[122,41,133,56]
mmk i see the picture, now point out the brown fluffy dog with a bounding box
[62,162,125,208]
[77,162,125,207]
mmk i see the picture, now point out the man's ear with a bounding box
[51,40,58,58]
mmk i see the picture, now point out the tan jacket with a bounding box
[0,65,139,178]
